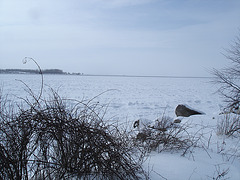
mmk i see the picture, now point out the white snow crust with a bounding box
[0,74,239,179]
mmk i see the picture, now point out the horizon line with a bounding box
[0,68,213,78]
[82,73,213,79]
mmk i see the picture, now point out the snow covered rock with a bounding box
[175,104,204,117]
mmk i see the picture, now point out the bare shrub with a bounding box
[134,116,198,155]
[0,90,148,180]
[0,57,148,179]
[212,30,240,138]
[213,30,240,112]
[217,114,240,137]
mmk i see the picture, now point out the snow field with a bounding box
[0,74,239,179]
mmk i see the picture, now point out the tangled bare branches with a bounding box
[213,30,240,137]
[217,114,240,137]
[0,89,147,180]
[133,117,198,156]
[213,30,240,112]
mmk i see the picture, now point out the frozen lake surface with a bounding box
[0,74,221,122]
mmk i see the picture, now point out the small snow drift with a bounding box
[175,104,204,117]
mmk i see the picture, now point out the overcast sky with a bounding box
[0,0,240,76]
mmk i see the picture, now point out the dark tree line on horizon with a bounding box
[0,69,66,74]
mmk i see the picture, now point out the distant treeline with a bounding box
[0,69,66,74]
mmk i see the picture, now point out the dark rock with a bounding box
[175,104,204,117]
[136,132,148,141]
[174,119,182,123]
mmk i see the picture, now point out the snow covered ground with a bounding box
[1,74,239,179]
